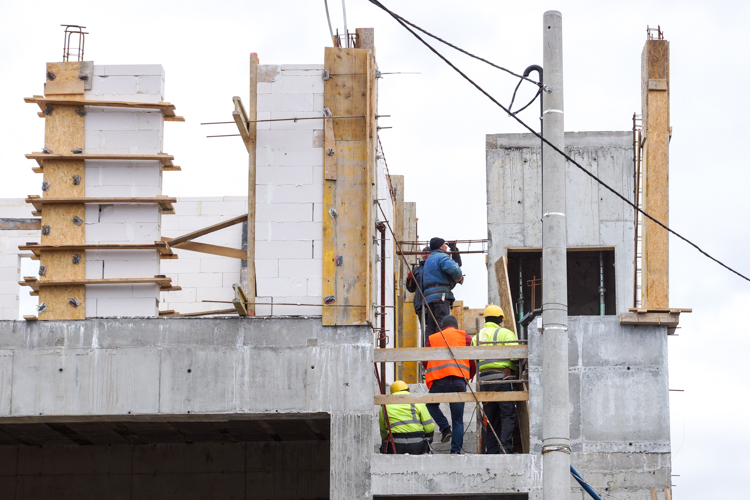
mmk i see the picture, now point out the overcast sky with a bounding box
[2,0,749,496]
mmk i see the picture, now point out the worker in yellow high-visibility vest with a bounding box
[470,305,518,453]
[379,381,435,454]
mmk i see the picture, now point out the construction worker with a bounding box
[379,380,435,454]
[471,305,518,454]
[422,237,464,342]
[406,246,430,325]
[423,315,475,454]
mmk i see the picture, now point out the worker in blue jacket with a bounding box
[421,237,464,341]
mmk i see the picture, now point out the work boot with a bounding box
[440,430,452,444]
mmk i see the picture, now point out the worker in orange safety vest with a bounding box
[422,314,476,454]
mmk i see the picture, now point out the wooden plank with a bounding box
[232,96,251,150]
[167,240,246,260]
[45,80,85,95]
[400,201,419,382]
[374,345,528,363]
[0,218,41,230]
[160,308,237,318]
[247,53,258,315]
[323,117,337,179]
[26,96,183,120]
[233,284,249,316]
[21,276,173,291]
[619,312,680,327]
[27,197,176,212]
[392,175,405,380]
[27,153,175,167]
[165,213,247,246]
[23,315,38,322]
[628,307,691,313]
[494,256,517,336]
[375,391,529,405]
[641,39,670,309]
[45,62,81,83]
[322,47,373,326]
[20,243,173,258]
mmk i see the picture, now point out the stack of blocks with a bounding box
[254,64,325,316]
[0,199,40,320]
[84,65,166,317]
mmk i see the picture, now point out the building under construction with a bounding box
[0,14,682,500]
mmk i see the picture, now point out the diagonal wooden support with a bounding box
[232,96,251,152]
[232,283,249,316]
[166,214,247,246]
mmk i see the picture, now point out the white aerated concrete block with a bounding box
[307,278,323,296]
[257,129,314,150]
[270,184,323,204]
[257,93,313,113]
[94,65,164,76]
[85,222,160,244]
[281,64,324,71]
[256,259,279,278]
[278,259,322,278]
[198,201,246,216]
[161,257,201,274]
[85,260,104,279]
[96,297,158,317]
[197,286,234,302]
[256,166,313,186]
[313,94,324,111]
[159,287,196,303]
[200,259,241,273]
[256,147,324,167]
[256,203,313,222]
[99,205,160,223]
[256,277,307,297]
[313,240,322,259]
[257,83,272,94]
[100,130,162,153]
[90,75,138,96]
[312,203,323,222]
[256,241,312,260]
[271,75,324,94]
[137,76,165,97]
[132,284,160,298]
[257,111,271,130]
[0,265,19,282]
[0,281,19,295]
[222,272,240,287]
[86,284,134,300]
[178,273,223,288]
[270,112,324,130]
[85,110,138,130]
[102,258,159,279]
[254,296,321,316]
[269,221,322,241]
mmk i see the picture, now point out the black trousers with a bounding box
[423,300,452,344]
[380,439,429,455]
[481,379,516,454]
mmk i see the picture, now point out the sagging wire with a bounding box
[323,0,336,46]
[368,0,541,88]
[368,0,750,284]
[374,199,508,455]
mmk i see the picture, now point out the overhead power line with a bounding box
[368,0,750,284]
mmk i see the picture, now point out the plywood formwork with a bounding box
[38,62,86,319]
[640,39,670,309]
[322,47,375,326]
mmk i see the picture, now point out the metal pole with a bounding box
[599,251,605,315]
[541,10,571,500]
[518,255,525,340]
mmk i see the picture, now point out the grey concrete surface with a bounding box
[486,131,635,313]
[0,317,373,500]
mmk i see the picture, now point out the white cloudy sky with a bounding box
[2,0,749,496]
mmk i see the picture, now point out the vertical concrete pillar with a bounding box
[541,10,571,500]
[330,412,372,499]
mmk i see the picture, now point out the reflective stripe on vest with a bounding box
[425,328,471,388]
[393,435,427,444]
[389,403,434,429]
[477,328,503,368]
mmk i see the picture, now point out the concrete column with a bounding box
[330,412,372,499]
[541,10,571,500]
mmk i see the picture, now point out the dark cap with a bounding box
[441,314,459,329]
[430,237,446,250]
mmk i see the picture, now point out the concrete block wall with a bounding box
[160,197,246,314]
[486,131,635,313]
[254,64,325,316]
[84,65,166,317]
[0,199,40,320]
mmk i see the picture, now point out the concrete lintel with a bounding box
[487,131,632,149]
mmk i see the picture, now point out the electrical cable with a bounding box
[368,0,750,284]
[368,0,541,87]
[323,0,336,46]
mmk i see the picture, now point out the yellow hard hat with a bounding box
[484,304,504,319]
[390,380,409,394]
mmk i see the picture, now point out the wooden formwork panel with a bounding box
[37,61,86,319]
[322,47,374,326]
[42,160,85,198]
[38,285,85,320]
[493,256,517,337]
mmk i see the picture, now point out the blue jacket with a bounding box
[422,250,462,304]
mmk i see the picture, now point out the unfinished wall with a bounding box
[0,200,39,320]
[486,131,635,314]
[84,64,166,317]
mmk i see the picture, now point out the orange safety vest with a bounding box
[425,327,471,389]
